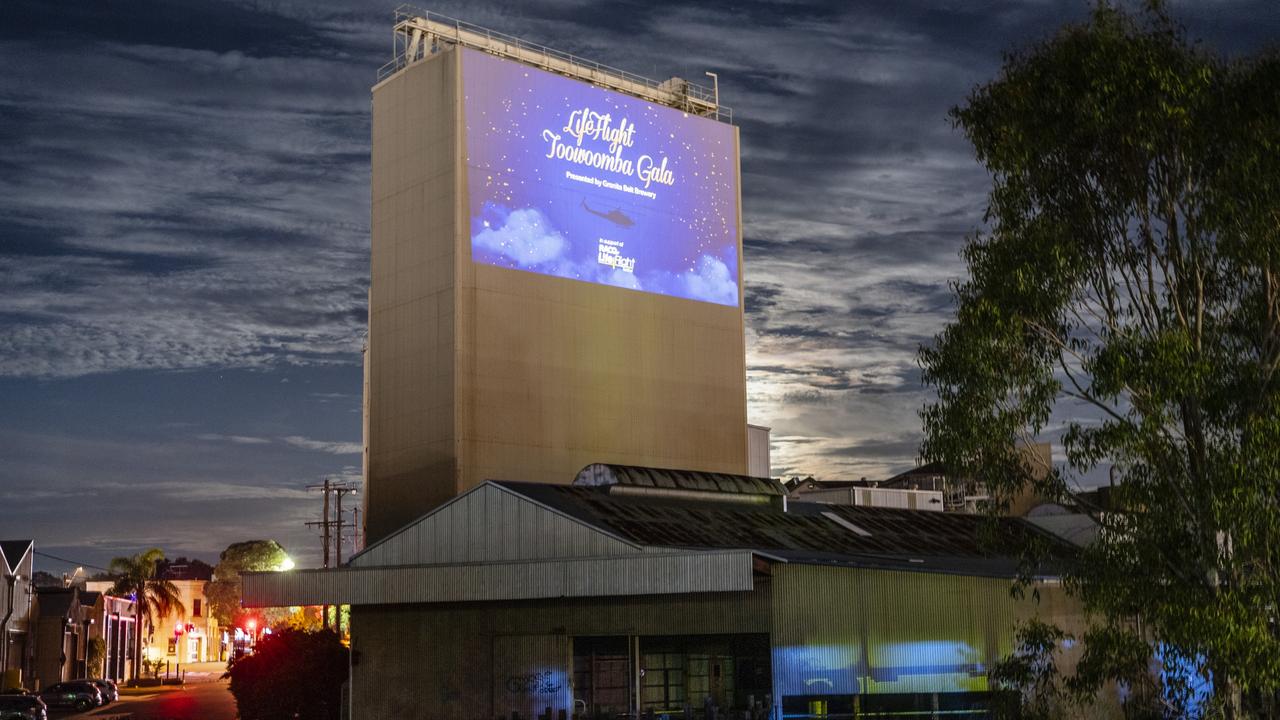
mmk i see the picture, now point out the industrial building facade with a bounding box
[364,12,749,544]
[259,11,1114,720]
[247,466,1098,719]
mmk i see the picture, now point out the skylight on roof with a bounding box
[823,511,872,537]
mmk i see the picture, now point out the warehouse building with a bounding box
[273,11,1109,719]
[1,540,34,690]
[246,465,1085,719]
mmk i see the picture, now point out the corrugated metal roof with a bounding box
[496,481,1065,578]
[574,463,785,497]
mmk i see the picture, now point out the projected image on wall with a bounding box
[462,48,740,307]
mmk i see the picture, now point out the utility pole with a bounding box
[306,478,333,629]
[331,484,357,636]
[332,485,358,566]
[323,478,331,569]
[306,477,359,633]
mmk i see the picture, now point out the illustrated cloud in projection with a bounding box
[472,205,567,268]
[463,47,740,307]
[679,256,739,306]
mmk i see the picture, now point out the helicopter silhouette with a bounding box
[581,198,635,228]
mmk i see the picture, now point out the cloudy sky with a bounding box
[2,0,1275,572]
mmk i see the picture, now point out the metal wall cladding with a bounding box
[365,46,461,545]
[367,29,750,548]
[492,634,574,718]
[242,550,756,608]
[796,486,946,512]
[350,586,771,720]
[452,44,749,502]
[771,564,1029,698]
[747,425,771,479]
[0,543,33,633]
[353,483,640,568]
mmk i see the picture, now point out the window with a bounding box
[193,599,201,617]
[641,652,685,711]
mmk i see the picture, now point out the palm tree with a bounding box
[109,548,185,681]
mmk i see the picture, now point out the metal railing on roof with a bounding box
[377,5,732,123]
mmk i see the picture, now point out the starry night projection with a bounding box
[462,48,740,307]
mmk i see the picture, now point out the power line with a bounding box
[33,550,110,573]
[305,477,358,634]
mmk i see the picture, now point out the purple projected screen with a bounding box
[462,48,740,307]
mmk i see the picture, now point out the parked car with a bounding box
[36,682,101,712]
[0,694,47,720]
[69,678,117,703]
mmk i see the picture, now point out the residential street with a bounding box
[51,680,236,720]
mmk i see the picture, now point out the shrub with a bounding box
[227,628,348,720]
[86,638,107,678]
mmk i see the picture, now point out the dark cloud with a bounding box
[2,0,1274,566]
[822,436,923,462]
[0,0,329,55]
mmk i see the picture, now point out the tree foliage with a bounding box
[85,637,107,678]
[108,548,185,681]
[920,2,1280,716]
[227,628,348,720]
[205,540,289,629]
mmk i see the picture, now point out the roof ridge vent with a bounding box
[575,463,785,496]
[605,484,773,506]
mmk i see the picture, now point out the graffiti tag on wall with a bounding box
[505,671,563,695]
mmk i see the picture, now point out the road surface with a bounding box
[52,680,237,720]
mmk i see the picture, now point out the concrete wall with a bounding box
[350,588,770,720]
[366,48,749,544]
[143,579,218,663]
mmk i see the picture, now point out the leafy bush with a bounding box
[86,637,107,678]
[142,657,166,679]
[228,628,348,720]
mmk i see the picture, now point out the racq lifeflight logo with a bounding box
[464,48,740,307]
[542,108,675,192]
